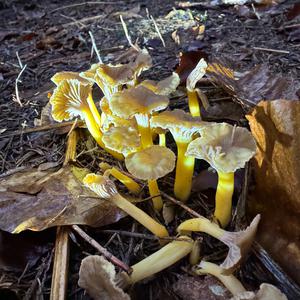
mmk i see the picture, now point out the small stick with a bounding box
[150,15,166,47]
[14,63,27,107]
[119,15,139,51]
[160,191,201,218]
[50,130,78,300]
[252,47,289,54]
[71,225,132,273]
[89,31,103,64]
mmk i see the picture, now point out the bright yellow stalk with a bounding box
[128,236,193,284]
[137,123,153,148]
[159,133,166,147]
[83,109,123,160]
[177,217,225,239]
[100,164,141,195]
[148,179,163,211]
[214,172,234,228]
[174,142,195,202]
[195,261,246,296]
[87,93,101,125]
[187,90,200,117]
[111,193,168,238]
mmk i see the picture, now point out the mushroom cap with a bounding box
[79,63,101,83]
[96,64,136,87]
[51,71,91,86]
[78,255,130,300]
[109,86,169,119]
[186,122,257,173]
[150,109,207,142]
[131,48,152,75]
[50,79,92,121]
[125,145,176,180]
[100,97,137,131]
[140,72,180,96]
[102,126,141,156]
[219,214,261,275]
[186,58,208,91]
[231,283,287,300]
[83,173,118,199]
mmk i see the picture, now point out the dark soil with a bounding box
[0,0,299,299]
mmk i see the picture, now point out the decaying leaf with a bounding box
[246,100,300,285]
[0,165,124,233]
[78,255,130,300]
[207,63,300,107]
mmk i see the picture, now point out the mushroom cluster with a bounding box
[47,45,273,299]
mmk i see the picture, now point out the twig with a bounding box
[49,1,123,13]
[100,229,192,242]
[1,120,83,138]
[14,63,27,107]
[160,191,201,218]
[72,225,132,273]
[251,4,260,20]
[62,14,105,28]
[119,15,139,51]
[253,47,289,54]
[150,15,166,47]
[89,31,103,63]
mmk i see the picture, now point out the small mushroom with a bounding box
[150,109,208,202]
[195,261,287,300]
[186,58,207,117]
[78,255,130,300]
[139,72,180,96]
[51,71,101,125]
[125,145,176,211]
[79,236,193,299]
[109,86,169,149]
[99,162,141,195]
[50,79,122,160]
[177,215,261,274]
[83,173,168,238]
[186,122,256,227]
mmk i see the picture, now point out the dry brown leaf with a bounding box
[0,165,124,233]
[207,64,300,107]
[246,100,300,285]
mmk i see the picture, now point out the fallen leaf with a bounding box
[172,275,231,300]
[207,63,300,107]
[0,165,124,233]
[246,100,300,285]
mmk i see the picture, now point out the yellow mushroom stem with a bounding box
[87,93,102,125]
[100,164,141,195]
[214,172,234,228]
[83,109,123,160]
[187,90,200,117]
[111,193,168,238]
[159,133,166,147]
[174,141,195,202]
[135,113,153,148]
[148,179,163,211]
[177,217,225,239]
[195,261,246,296]
[189,239,201,265]
[127,236,193,284]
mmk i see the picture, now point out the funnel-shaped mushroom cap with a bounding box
[150,109,207,141]
[125,145,176,180]
[78,255,130,300]
[220,215,261,274]
[96,64,136,87]
[102,126,141,156]
[232,283,288,300]
[140,73,180,96]
[50,79,92,121]
[186,123,257,173]
[109,86,169,119]
[79,63,101,83]
[83,173,118,199]
[131,48,152,75]
[51,71,90,85]
[186,58,207,91]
